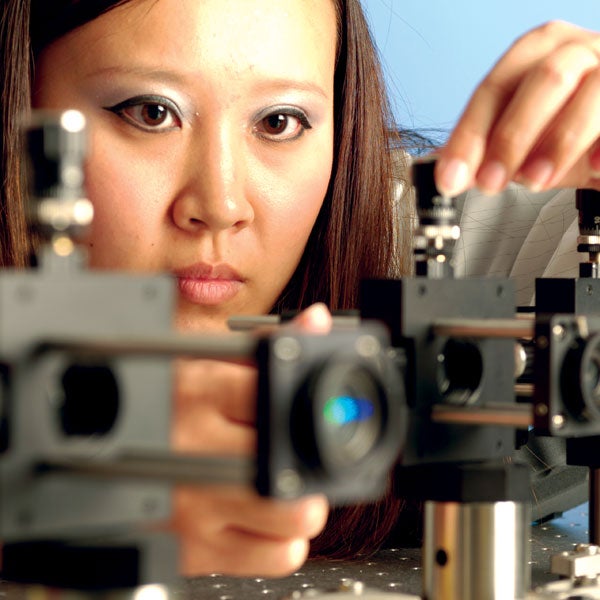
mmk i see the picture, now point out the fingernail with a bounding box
[519,158,555,192]
[437,157,470,196]
[306,495,328,533]
[293,303,332,332]
[288,538,309,567]
[477,160,507,195]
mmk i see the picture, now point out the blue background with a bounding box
[363,1,600,142]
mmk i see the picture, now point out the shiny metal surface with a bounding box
[432,318,535,340]
[431,403,533,428]
[423,501,530,600]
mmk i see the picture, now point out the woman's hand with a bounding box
[436,21,600,196]
[170,304,332,577]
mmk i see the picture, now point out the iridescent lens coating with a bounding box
[316,365,384,468]
[323,396,375,425]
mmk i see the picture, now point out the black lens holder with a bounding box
[255,322,407,503]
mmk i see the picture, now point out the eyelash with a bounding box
[103,95,182,133]
[254,106,312,142]
[103,96,312,141]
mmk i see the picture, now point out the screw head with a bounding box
[273,337,302,362]
[276,468,304,497]
[355,335,381,358]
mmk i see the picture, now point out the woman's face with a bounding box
[32,0,336,332]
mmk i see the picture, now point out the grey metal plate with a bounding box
[181,503,590,599]
[0,503,590,599]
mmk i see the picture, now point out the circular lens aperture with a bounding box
[560,333,600,424]
[314,361,385,470]
[438,338,483,405]
[580,334,600,419]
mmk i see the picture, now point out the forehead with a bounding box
[42,0,338,85]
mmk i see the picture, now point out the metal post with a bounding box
[423,500,530,600]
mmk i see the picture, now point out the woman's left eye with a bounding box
[104,96,182,132]
[255,108,312,141]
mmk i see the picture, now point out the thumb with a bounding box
[289,303,333,334]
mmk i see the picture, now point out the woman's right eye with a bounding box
[103,95,182,133]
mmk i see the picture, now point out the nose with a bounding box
[171,126,254,233]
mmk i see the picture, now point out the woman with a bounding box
[2,0,600,578]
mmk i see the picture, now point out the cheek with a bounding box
[257,153,330,262]
[82,138,168,267]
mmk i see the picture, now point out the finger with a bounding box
[173,489,329,576]
[176,487,328,540]
[175,358,257,425]
[478,42,600,193]
[435,74,511,196]
[172,359,257,455]
[289,302,332,333]
[516,65,600,190]
[227,496,328,541]
[436,21,598,196]
[180,531,309,577]
[516,139,600,191]
[172,397,256,454]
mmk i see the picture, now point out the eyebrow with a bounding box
[251,78,331,100]
[84,65,188,86]
[85,65,331,100]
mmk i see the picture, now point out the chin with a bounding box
[175,309,232,334]
[175,296,275,335]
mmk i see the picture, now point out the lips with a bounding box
[174,263,244,306]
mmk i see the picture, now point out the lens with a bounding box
[60,363,119,436]
[322,392,379,465]
[583,355,600,406]
[560,333,600,423]
[438,339,483,405]
[314,362,384,470]
[580,334,600,419]
[323,393,376,451]
[323,395,375,426]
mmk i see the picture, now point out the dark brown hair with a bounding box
[1,0,31,266]
[274,0,411,313]
[0,0,414,559]
[298,0,413,559]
